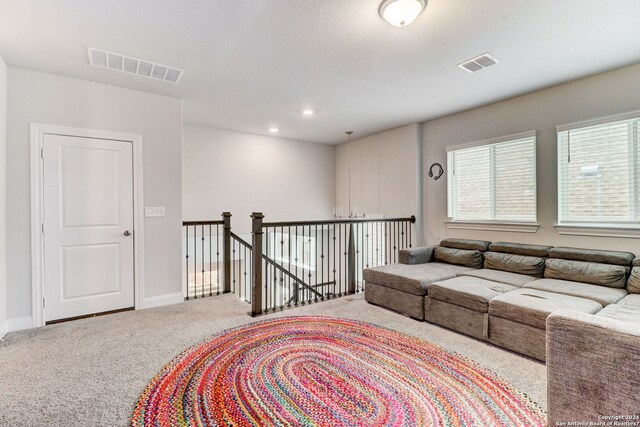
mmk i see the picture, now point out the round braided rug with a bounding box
[132,316,545,427]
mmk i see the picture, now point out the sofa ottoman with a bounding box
[426,276,518,340]
[488,288,602,361]
[364,262,475,319]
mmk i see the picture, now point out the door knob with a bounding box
[124,230,132,237]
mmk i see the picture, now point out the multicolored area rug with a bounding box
[132,316,545,427]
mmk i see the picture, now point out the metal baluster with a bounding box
[201,224,205,298]
[192,225,197,298]
[332,224,336,299]
[409,220,413,248]
[232,240,236,296]
[293,227,298,306]
[393,221,398,263]
[216,224,220,295]
[208,225,212,296]
[244,246,248,305]
[185,225,190,300]
[314,224,318,302]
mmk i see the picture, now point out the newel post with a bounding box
[251,212,264,317]
[222,212,232,294]
[347,222,356,294]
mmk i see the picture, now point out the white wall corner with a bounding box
[142,292,184,310]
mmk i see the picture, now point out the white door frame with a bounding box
[30,123,145,328]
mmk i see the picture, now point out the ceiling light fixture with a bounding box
[269,128,279,132]
[379,0,426,27]
[302,109,314,116]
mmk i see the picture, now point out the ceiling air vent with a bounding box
[458,53,500,73]
[87,47,183,84]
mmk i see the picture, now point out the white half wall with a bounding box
[7,68,183,321]
[335,124,422,242]
[0,56,7,337]
[423,63,640,254]
[183,124,336,233]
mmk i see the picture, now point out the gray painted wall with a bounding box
[183,123,336,234]
[423,63,640,254]
[6,68,183,320]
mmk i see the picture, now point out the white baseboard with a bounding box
[142,292,184,309]
[0,321,7,340]
[6,316,34,333]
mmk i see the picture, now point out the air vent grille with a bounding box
[458,53,500,73]
[87,47,183,84]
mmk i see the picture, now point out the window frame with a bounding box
[446,131,539,232]
[555,110,640,233]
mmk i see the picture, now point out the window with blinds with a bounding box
[557,114,639,225]
[447,133,537,222]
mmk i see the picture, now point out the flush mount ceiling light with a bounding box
[379,0,426,27]
[302,109,314,116]
[269,127,279,132]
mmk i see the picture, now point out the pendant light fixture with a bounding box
[378,0,427,27]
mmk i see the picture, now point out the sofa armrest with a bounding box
[547,310,640,425]
[399,246,435,265]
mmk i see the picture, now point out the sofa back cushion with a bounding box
[544,258,627,289]
[634,258,640,267]
[628,268,640,294]
[440,238,491,252]
[489,242,552,258]
[484,252,545,277]
[549,247,634,267]
[433,246,483,268]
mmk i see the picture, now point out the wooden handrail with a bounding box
[262,215,415,228]
[182,220,225,226]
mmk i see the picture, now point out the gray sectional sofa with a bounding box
[363,238,638,362]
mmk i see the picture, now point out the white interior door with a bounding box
[42,133,134,322]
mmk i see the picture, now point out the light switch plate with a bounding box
[145,207,165,217]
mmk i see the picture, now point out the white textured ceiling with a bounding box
[1,0,639,144]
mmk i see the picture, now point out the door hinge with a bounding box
[41,223,44,234]
[40,148,44,159]
[42,298,46,308]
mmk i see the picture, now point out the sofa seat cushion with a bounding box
[595,304,640,325]
[523,279,628,307]
[363,262,475,296]
[459,269,537,287]
[489,288,602,329]
[429,277,518,313]
[617,294,640,308]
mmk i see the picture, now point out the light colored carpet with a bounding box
[0,293,546,426]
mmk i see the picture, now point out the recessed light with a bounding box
[302,110,314,116]
[269,128,279,133]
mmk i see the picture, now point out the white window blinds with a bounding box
[557,115,639,225]
[447,133,537,222]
